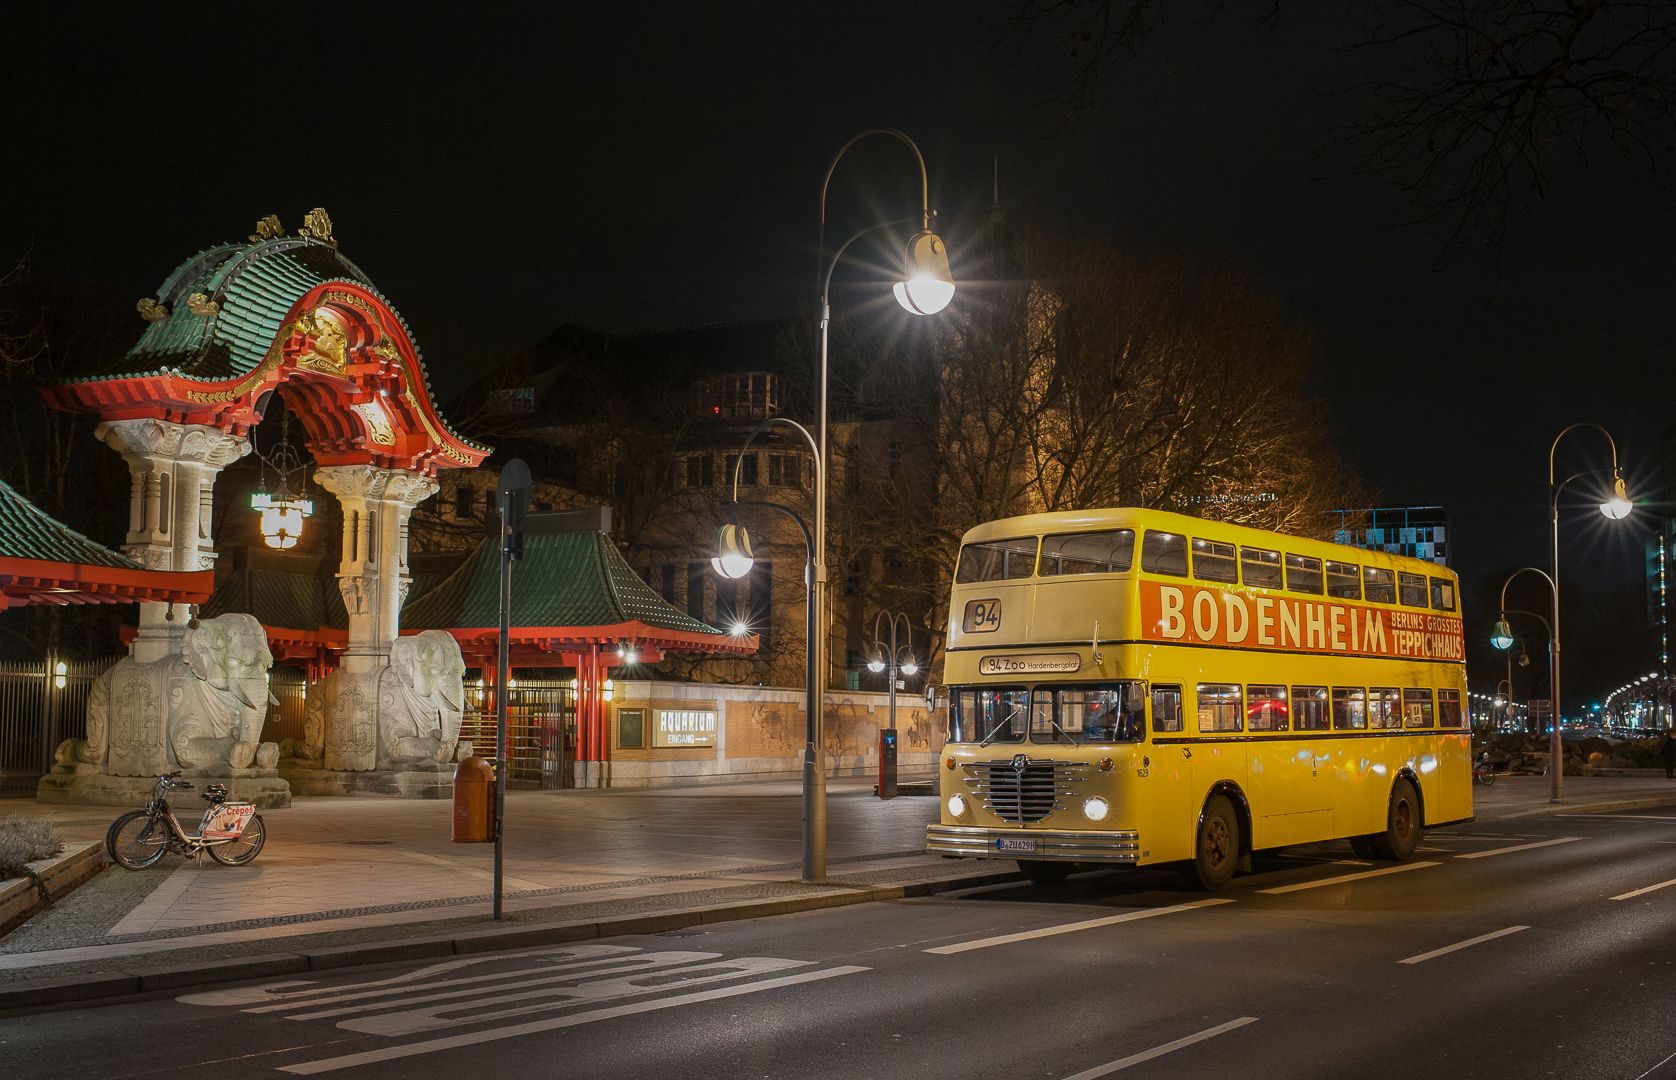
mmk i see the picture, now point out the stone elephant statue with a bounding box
[298,630,468,771]
[69,612,280,777]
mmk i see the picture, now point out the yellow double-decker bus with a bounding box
[927,508,1471,890]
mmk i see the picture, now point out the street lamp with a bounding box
[868,609,919,800]
[1546,423,1633,802]
[1493,584,1558,795]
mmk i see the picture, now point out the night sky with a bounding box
[6,3,1672,701]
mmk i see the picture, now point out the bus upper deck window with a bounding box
[1151,684,1184,733]
[1285,554,1323,594]
[1325,560,1361,600]
[1241,547,1283,589]
[956,538,1040,583]
[1398,572,1428,607]
[1040,530,1135,576]
[948,687,1028,743]
[1141,531,1187,577]
[1430,577,1456,611]
[1196,683,1243,733]
[1294,686,1330,730]
[1192,539,1237,583]
[1437,689,1462,728]
[1404,688,1435,728]
[1247,685,1288,731]
[1332,687,1367,729]
[1364,567,1396,604]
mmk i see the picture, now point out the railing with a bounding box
[259,665,310,746]
[0,656,123,797]
[461,682,577,790]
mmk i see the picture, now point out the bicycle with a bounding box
[106,772,266,870]
[1471,752,1497,787]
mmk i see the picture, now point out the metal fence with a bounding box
[259,665,311,747]
[0,656,123,797]
[461,681,576,790]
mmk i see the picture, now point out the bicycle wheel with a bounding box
[1481,770,1495,787]
[107,810,170,870]
[208,814,264,866]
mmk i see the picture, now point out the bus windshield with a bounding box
[950,684,1145,745]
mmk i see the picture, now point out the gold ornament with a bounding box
[248,214,285,242]
[186,292,220,317]
[136,298,169,322]
[297,207,336,246]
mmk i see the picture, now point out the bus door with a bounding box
[1145,683,1198,863]
[1244,685,1333,848]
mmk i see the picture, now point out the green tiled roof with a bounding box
[58,233,487,456]
[402,531,725,637]
[0,481,140,569]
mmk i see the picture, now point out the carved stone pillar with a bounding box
[314,465,438,673]
[96,419,251,663]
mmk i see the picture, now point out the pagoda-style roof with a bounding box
[0,481,212,607]
[402,530,758,663]
[40,211,490,477]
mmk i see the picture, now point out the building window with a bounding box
[845,443,861,494]
[618,709,645,749]
[888,442,902,478]
[497,388,535,414]
[725,453,759,487]
[749,561,772,645]
[845,558,860,596]
[455,486,476,519]
[692,371,778,419]
[660,564,676,604]
[717,577,738,631]
[687,563,708,623]
[686,455,714,488]
[768,454,801,489]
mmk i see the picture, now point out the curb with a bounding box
[0,842,108,938]
[0,866,1023,1014]
[1489,793,1676,820]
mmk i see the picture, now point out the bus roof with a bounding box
[960,507,1456,582]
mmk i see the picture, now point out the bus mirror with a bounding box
[925,685,939,712]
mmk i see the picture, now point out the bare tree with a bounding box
[995,0,1676,252]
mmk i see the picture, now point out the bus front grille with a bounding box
[965,757,1088,824]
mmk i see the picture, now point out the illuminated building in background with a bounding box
[1325,506,1449,567]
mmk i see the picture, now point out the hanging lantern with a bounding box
[250,412,314,550]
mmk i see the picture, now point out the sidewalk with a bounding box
[2,772,1673,1002]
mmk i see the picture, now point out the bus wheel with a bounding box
[1190,796,1240,891]
[1018,859,1073,884]
[1372,778,1422,861]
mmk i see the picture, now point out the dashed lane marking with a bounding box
[1455,837,1584,860]
[924,898,1234,954]
[1398,925,1529,964]
[1612,877,1676,901]
[1256,861,1438,895]
[1061,1017,1259,1079]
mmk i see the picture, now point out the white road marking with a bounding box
[924,899,1234,955]
[276,965,870,1074]
[1398,925,1528,964]
[1256,861,1438,894]
[1577,815,1676,822]
[1455,837,1584,860]
[1612,877,1676,901]
[1061,1017,1260,1079]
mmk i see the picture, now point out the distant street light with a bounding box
[1490,620,1515,650]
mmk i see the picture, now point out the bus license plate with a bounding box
[996,837,1036,853]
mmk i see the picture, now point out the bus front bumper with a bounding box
[927,824,1141,863]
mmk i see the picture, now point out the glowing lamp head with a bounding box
[900,660,918,675]
[602,679,614,702]
[946,794,967,818]
[867,657,886,673]
[893,230,955,315]
[1600,475,1633,520]
[251,488,313,551]
[1490,619,1515,651]
[1083,796,1110,822]
[711,523,754,579]
[730,621,749,637]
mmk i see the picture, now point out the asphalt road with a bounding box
[6,809,1676,1080]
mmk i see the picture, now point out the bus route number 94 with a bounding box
[963,599,1002,633]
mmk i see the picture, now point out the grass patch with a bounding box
[0,814,65,880]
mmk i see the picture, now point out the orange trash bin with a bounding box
[452,754,494,843]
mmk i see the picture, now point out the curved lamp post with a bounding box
[1540,424,1633,803]
[867,610,919,801]
[715,129,950,885]
[1492,577,1562,800]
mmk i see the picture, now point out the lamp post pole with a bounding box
[1496,583,1559,800]
[1547,425,1630,803]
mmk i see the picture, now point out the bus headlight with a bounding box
[1083,796,1109,822]
[947,794,968,818]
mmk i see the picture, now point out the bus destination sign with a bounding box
[1138,581,1464,661]
[979,652,1082,675]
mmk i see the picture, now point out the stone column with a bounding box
[96,419,250,663]
[314,465,438,673]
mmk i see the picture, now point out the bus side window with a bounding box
[1285,554,1323,594]
[1398,572,1428,607]
[1403,688,1434,728]
[1294,686,1330,730]
[1241,547,1283,589]
[1325,560,1361,600]
[1247,684,1288,731]
[1332,687,1367,730]
[1363,566,1396,604]
[1196,683,1243,733]
[1151,684,1183,733]
[1141,531,1188,576]
[1192,538,1238,583]
[1369,687,1401,728]
[1437,689,1462,728]
[1430,577,1456,611]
